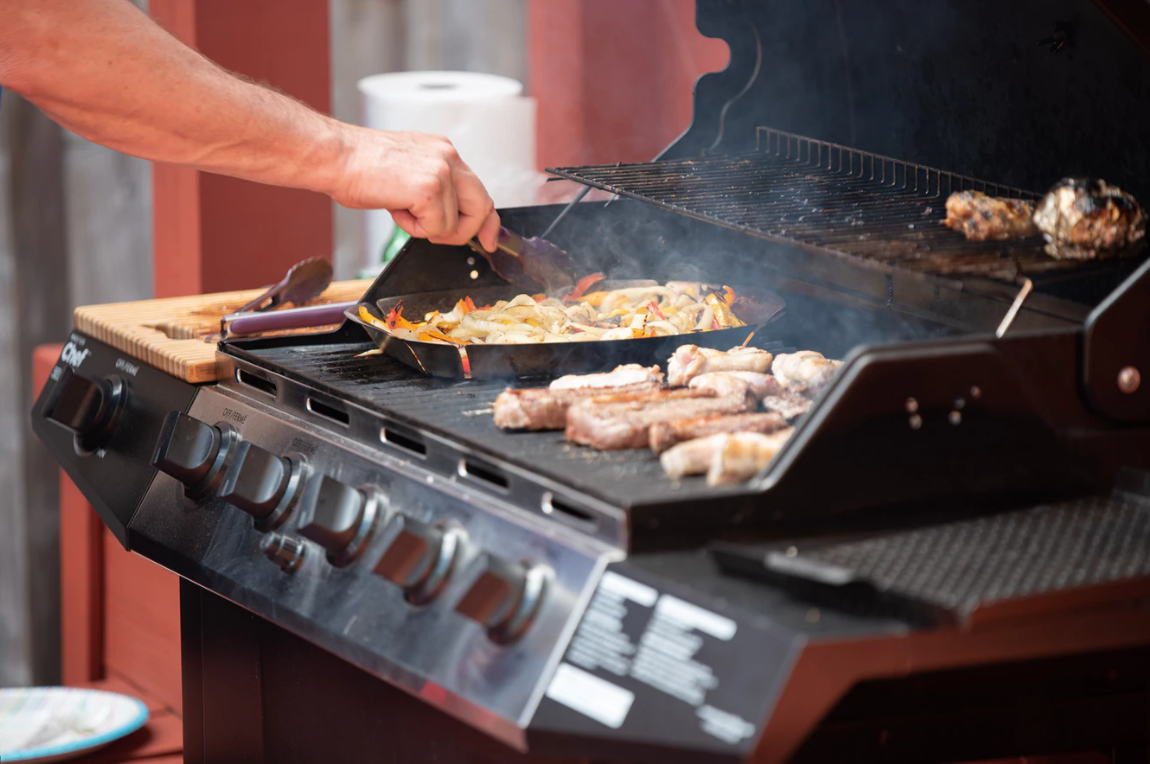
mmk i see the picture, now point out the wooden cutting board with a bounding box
[74,280,371,384]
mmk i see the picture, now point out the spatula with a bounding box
[467,226,578,294]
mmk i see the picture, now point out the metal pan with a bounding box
[344,284,784,379]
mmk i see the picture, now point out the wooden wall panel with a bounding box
[33,344,105,687]
[149,0,334,297]
[102,529,183,714]
[59,478,105,685]
[528,0,729,168]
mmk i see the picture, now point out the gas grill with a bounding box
[31,1,1150,762]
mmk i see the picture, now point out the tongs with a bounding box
[233,257,333,314]
[210,257,337,341]
[467,226,579,295]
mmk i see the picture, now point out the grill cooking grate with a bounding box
[240,342,784,510]
[551,127,1091,283]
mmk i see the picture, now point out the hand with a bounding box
[331,126,500,252]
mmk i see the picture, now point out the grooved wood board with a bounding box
[74,279,371,383]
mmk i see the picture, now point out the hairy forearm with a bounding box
[0,0,352,196]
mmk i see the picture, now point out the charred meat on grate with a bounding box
[493,381,665,431]
[565,386,756,451]
[943,191,1038,241]
[1033,178,1147,260]
[649,412,788,455]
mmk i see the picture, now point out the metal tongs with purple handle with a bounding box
[467,226,579,295]
[214,257,356,340]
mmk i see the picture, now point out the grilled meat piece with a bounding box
[1032,178,1147,260]
[494,382,662,430]
[649,412,788,454]
[761,389,813,421]
[549,364,663,391]
[944,190,1038,241]
[667,345,774,387]
[494,363,666,430]
[659,429,794,485]
[772,351,842,393]
[689,371,782,400]
[708,429,795,486]
[566,386,755,450]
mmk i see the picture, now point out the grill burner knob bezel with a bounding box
[454,554,549,645]
[42,367,129,455]
[218,442,306,532]
[296,475,381,568]
[151,411,238,500]
[373,515,463,606]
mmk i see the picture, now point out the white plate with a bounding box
[0,687,149,763]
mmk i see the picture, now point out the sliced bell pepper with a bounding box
[563,272,607,301]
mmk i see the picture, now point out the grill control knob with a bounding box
[218,442,299,526]
[151,411,234,498]
[42,367,127,452]
[297,475,377,566]
[373,516,461,604]
[455,554,548,644]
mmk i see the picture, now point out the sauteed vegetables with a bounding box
[357,280,747,346]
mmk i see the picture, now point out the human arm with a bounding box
[0,0,499,249]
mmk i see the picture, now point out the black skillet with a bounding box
[344,283,786,379]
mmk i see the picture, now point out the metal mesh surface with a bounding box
[745,496,1150,619]
[242,341,775,509]
[551,127,1105,283]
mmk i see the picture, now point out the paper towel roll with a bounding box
[357,71,541,269]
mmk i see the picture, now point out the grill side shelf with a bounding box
[710,492,1150,628]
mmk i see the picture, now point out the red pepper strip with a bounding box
[460,352,471,375]
[713,318,721,331]
[563,272,607,301]
[464,296,477,312]
[648,301,666,320]
[385,301,403,330]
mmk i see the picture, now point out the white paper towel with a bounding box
[357,70,541,269]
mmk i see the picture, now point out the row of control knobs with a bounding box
[151,411,545,643]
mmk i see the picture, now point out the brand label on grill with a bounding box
[60,341,91,369]
[538,567,790,751]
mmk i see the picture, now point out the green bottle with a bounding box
[382,227,411,263]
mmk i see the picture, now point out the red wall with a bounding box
[150,0,333,297]
[529,0,729,170]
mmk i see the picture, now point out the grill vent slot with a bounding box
[235,369,277,398]
[459,459,509,490]
[544,494,597,529]
[306,397,349,426]
[381,427,427,457]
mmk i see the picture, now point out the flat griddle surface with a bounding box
[241,341,741,509]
